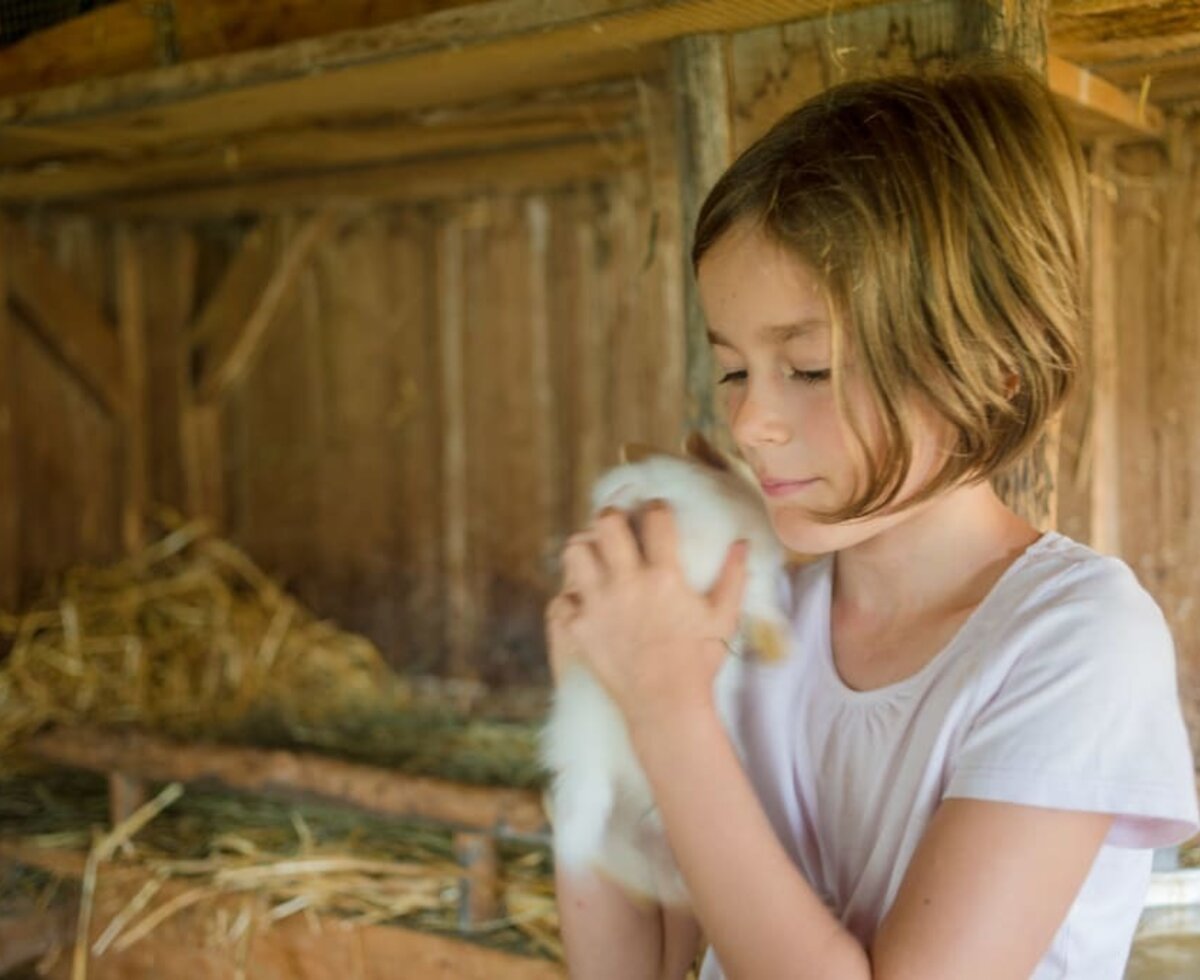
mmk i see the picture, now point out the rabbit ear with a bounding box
[745,617,788,662]
[681,430,731,472]
[619,442,660,465]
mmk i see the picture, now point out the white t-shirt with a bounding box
[701,531,1199,979]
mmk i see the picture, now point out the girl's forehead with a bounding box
[700,225,825,301]
[699,233,830,347]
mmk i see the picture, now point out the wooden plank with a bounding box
[0,86,640,203]
[0,842,566,980]
[0,0,485,98]
[1047,54,1164,138]
[670,34,731,442]
[190,220,280,352]
[0,0,892,155]
[196,209,338,402]
[0,0,883,131]
[77,138,645,218]
[0,217,17,609]
[116,224,149,554]
[437,208,476,678]
[21,725,548,836]
[4,221,124,415]
[960,0,1061,530]
[1088,139,1120,554]
[181,402,225,530]
[0,901,76,974]
[142,225,197,514]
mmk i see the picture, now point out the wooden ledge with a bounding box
[22,725,550,838]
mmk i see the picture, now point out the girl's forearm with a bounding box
[555,860,665,980]
[630,700,873,980]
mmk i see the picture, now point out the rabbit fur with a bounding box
[540,449,790,907]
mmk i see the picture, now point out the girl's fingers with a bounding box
[562,533,603,590]
[544,591,581,684]
[592,508,641,574]
[708,539,749,631]
[638,501,678,567]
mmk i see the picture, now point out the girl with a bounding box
[544,62,1200,979]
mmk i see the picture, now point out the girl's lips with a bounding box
[760,478,819,497]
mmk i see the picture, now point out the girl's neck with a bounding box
[832,481,1041,625]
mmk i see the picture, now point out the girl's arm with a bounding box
[556,863,702,979]
[632,695,1114,980]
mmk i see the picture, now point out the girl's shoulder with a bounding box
[1001,530,1169,639]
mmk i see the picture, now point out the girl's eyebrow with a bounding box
[705,319,827,347]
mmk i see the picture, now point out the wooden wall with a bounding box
[0,4,1198,733]
[1,163,685,685]
[1057,122,1200,756]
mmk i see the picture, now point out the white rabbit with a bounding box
[540,435,791,907]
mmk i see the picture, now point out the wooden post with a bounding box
[1088,139,1119,554]
[0,216,17,610]
[437,210,476,678]
[107,770,149,828]
[671,34,732,444]
[116,223,148,554]
[953,0,1062,529]
[454,830,502,929]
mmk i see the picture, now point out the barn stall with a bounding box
[0,1,1196,977]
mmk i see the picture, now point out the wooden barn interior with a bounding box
[0,0,1197,976]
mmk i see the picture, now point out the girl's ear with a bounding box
[681,430,731,472]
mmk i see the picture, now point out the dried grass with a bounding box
[0,513,547,788]
[2,768,561,965]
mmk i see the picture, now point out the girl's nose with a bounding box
[730,387,791,448]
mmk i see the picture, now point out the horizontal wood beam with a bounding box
[0,0,484,99]
[0,841,566,979]
[76,137,645,218]
[1048,53,1165,139]
[3,219,125,413]
[22,725,550,837]
[0,0,887,160]
[0,86,639,204]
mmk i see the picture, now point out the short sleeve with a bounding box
[944,558,1200,848]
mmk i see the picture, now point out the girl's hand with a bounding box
[548,500,748,731]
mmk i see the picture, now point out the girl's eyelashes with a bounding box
[790,368,832,384]
[715,367,831,385]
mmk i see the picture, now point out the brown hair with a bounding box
[693,61,1085,522]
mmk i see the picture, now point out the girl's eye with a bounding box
[716,369,747,386]
[789,368,831,385]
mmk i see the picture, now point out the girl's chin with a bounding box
[769,506,867,557]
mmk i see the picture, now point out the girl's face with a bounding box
[696,223,955,555]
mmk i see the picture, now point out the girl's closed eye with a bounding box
[716,366,831,385]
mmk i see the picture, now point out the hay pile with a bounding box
[0,515,546,788]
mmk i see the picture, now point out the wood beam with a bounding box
[0,218,16,610]
[671,34,731,445]
[116,225,149,554]
[0,87,640,204]
[76,138,644,218]
[0,0,486,99]
[3,220,124,415]
[0,840,565,980]
[21,725,549,836]
[1088,139,1120,554]
[953,0,1061,531]
[196,210,337,402]
[1048,54,1164,139]
[0,0,890,159]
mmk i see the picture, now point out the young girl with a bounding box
[544,62,1200,979]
